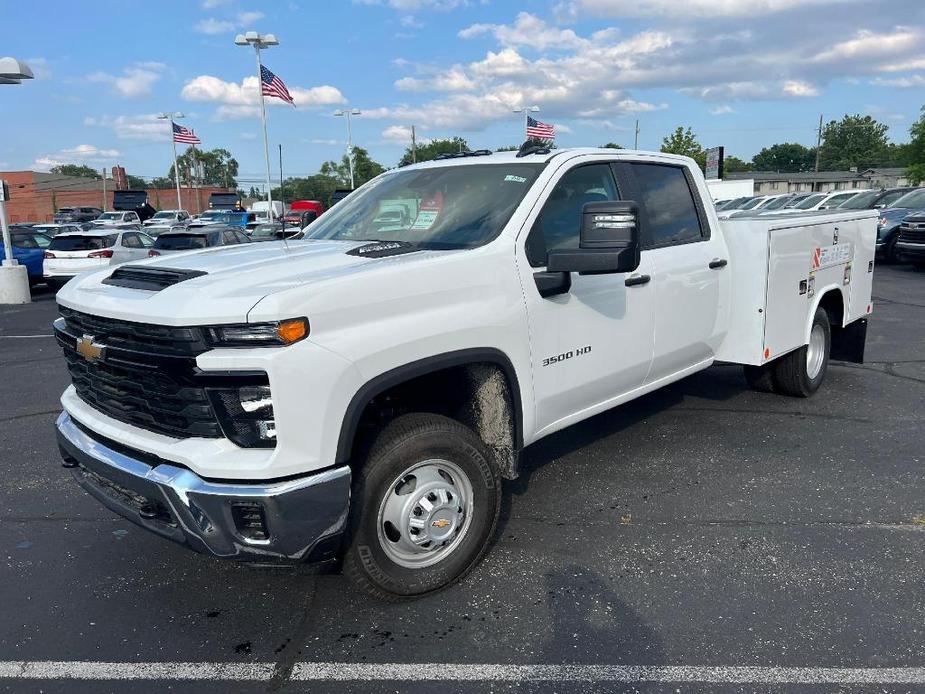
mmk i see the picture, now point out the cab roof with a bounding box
[398,147,694,171]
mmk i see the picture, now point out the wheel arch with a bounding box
[806,285,846,343]
[335,348,525,476]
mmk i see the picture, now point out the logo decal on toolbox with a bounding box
[811,243,852,270]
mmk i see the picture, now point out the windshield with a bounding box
[154,234,209,250]
[738,197,765,210]
[837,190,879,209]
[306,163,545,250]
[890,189,925,209]
[49,235,116,251]
[794,193,826,209]
[198,211,226,221]
[761,196,794,211]
[151,211,176,219]
[11,233,51,249]
[97,212,122,220]
[251,224,283,238]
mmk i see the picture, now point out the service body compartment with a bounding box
[715,210,877,366]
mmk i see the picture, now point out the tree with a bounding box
[495,145,519,152]
[149,177,174,189]
[126,174,148,189]
[722,156,752,173]
[321,146,386,187]
[749,143,815,172]
[660,126,705,169]
[600,142,623,149]
[817,114,890,171]
[400,137,469,166]
[904,107,925,185]
[271,173,341,207]
[168,147,239,188]
[49,164,100,179]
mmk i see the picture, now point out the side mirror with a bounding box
[546,201,641,275]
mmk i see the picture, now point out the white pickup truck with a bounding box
[53,146,876,600]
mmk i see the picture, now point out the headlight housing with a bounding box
[209,384,277,448]
[204,318,309,347]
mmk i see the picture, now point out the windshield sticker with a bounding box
[411,209,439,230]
[504,175,527,183]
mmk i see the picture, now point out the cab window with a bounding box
[629,163,704,247]
[525,164,620,267]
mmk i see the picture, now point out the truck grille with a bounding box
[899,226,925,244]
[56,309,222,439]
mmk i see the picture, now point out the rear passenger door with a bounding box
[619,161,729,384]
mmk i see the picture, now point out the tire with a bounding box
[343,413,502,601]
[884,235,900,264]
[773,307,831,397]
[743,364,776,393]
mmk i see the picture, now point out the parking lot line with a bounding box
[1,662,925,684]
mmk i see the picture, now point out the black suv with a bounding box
[897,213,925,269]
[54,207,103,224]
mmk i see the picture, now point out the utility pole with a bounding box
[411,125,417,163]
[634,120,640,149]
[101,167,107,211]
[814,113,823,176]
[278,144,284,206]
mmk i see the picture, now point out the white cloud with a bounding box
[195,18,235,34]
[400,14,424,28]
[381,125,432,144]
[470,49,532,77]
[459,12,586,50]
[569,0,856,18]
[87,62,166,98]
[395,67,476,91]
[201,0,231,8]
[32,144,122,171]
[84,113,170,140]
[709,104,735,115]
[354,0,466,9]
[181,75,345,119]
[782,80,819,97]
[812,27,920,63]
[871,74,925,88]
[309,138,341,145]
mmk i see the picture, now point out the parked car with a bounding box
[31,223,89,237]
[1,227,52,285]
[208,192,243,210]
[874,188,925,263]
[188,210,255,230]
[43,230,154,289]
[248,221,302,242]
[147,226,251,256]
[725,194,802,218]
[837,187,915,211]
[283,200,324,227]
[143,210,191,236]
[53,207,102,224]
[91,210,141,226]
[895,211,925,268]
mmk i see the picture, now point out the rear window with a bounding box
[49,235,116,251]
[154,234,208,250]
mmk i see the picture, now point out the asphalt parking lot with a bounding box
[1,265,924,693]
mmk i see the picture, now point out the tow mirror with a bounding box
[546,201,641,275]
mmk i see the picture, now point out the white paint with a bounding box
[1,662,924,684]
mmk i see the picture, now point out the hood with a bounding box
[55,239,447,325]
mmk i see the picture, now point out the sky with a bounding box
[2,0,925,189]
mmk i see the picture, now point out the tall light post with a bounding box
[513,105,540,142]
[235,31,279,217]
[333,108,361,189]
[0,57,35,304]
[157,111,185,210]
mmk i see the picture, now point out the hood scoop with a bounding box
[346,241,420,259]
[102,266,208,291]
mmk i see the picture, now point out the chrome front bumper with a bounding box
[56,412,351,563]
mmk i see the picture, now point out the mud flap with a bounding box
[830,318,867,364]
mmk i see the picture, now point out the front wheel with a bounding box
[773,307,831,397]
[343,413,501,601]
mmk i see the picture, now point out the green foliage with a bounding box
[600,142,623,149]
[400,137,469,165]
[722,156,752,173]
[271,174,342,208]
[149,177,175,189]
[125,174,148,189]
[660,126,705,169]
[904,107,925,184]
[495,145,519,152]
[817,114,890,171]
[321,146,386,187]
[750,143,815,172]
[49,164,100,179]
[168,147,239,188]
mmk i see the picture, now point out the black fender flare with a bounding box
[335,348,524,465]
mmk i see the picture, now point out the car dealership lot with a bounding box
[1,266,924,693]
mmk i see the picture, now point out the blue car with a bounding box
[0,227,53,285]
[188,210,255,229]
[876,188,925,263]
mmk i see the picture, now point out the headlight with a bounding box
[878,217,887,227]
[204,318,309,347]
[209,384,276,448]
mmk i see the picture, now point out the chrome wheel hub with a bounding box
[806,323,826,379]
[377,459,473,569]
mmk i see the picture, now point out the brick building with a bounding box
[0,170,235,223]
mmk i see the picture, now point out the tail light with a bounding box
[148,249,160,257]
[44,251,56,259]
[88,249,114,258]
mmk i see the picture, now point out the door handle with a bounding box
[709,258,728,269]
[624,273,651,287]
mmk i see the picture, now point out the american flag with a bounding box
[261,65,294,105]
[526,115,555,140]
[172,122,201,145]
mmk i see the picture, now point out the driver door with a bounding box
[516,161,656,437]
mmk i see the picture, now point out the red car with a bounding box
[283,200,324,227]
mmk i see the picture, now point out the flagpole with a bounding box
[158,112,184,211]
[255,47,274,219]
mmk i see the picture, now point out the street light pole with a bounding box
[157,111,185,210]
[236,31,280,218]
[512,105,539,142]
[334,108,361,189]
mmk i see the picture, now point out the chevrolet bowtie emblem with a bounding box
[431,519,451,528]
[75,334,105,362]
